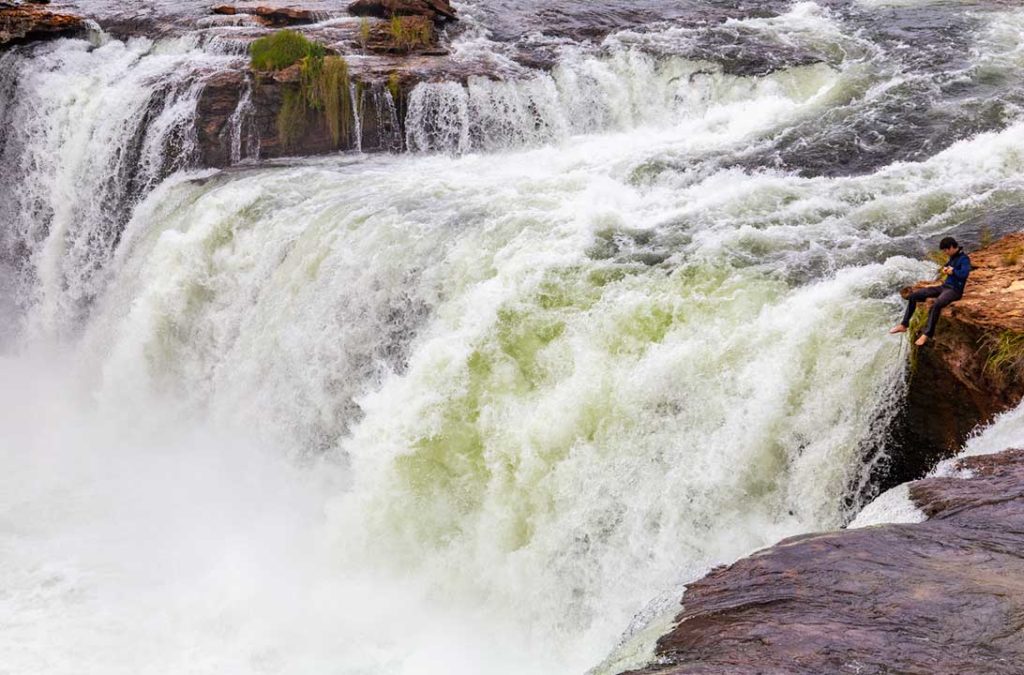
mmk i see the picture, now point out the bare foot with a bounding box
[889,325,907,334]
[915,335,929,347]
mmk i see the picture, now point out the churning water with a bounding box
[2,1,1024,674]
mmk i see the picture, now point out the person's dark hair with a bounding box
[939,236,959,250]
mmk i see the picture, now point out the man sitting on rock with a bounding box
[890,236,972,346]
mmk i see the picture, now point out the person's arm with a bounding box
[950,256,971,282]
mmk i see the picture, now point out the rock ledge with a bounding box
[890,232,1024,482]
[625,448,1024,675]
[0,1,85,46]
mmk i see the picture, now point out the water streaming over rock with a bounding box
[2,2,1024,674]
[0,35,244,337]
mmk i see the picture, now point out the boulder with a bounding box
[623,448,1024,675]
[347,0,457,23]
[211,5,320,27]
[0,1,85,46]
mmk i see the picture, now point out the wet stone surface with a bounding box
[625,448,1024,675]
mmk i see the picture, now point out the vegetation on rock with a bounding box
[985,330,1024,377]
[250,29,325,71]
[388,15,433,51]
[276,54,355,150]
[249,29,356,151]
[276,88,309,150]
[1002,243,1023,266]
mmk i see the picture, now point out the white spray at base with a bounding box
[849,400,1024,528]
[4,4,1024,675]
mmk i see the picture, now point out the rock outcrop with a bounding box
[624,448,1024,675]
[0,0,85,46]
[211,4,322,27]
[888,232,1024,483]
[347,0,457,23]
[187,0,489,163]
[194,50,481,163]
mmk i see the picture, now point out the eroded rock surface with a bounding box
[625,448,1024,675]
[211,4,323,26]
[0,0,84,45]
[347,0,457,22]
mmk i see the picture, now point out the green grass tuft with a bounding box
[985,331,1024,376]
[387,71,401,102]
[276,88,308,149]
[276,53,353,150]
[389,15,434,51]
[359,17,371,49]
[1002,245,1023,267]
[251,29,325,71]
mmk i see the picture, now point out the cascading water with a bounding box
[0,34,247,338]
[3,2,1024,674]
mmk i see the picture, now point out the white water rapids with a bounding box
[2,2,1024,674]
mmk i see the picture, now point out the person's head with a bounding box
[939,236,959,255]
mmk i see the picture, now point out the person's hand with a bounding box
[942,266,953,275]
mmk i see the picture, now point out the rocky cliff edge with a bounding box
[624,232,1024,675]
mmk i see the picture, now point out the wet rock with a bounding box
[194,58,417,163]
[347,0,457,23]
[211,4,321,27]
[355,15,446,56]
[624,448,1024,675]
[195,69,249,167]
[191,16,509,164]
[0,0,85,46]
[888,232,1024,483]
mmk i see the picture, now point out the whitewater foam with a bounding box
[4,3,1024,674]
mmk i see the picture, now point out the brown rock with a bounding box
[625,448,1024,675]
[195,69,248,167]
[357,15,444,55]
[891,232,1024,482]
[0,1,85,45]
[347,0,457,23]
[211,4,320,26]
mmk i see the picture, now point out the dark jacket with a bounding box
[942,248,971,294]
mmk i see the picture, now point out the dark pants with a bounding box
[901,286,961,337]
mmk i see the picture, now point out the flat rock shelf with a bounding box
[625,448,1024,675]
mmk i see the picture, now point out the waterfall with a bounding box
[228,75,259,164]
[3,2,1024,674]
[0,35,243,338]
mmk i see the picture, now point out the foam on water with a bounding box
[847,483,927,528]
[851,400,1024,528]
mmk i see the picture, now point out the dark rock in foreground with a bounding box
[625,448,1024,675]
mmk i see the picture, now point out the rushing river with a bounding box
[2,1,1024,673]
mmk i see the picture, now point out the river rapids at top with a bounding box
[2,0,1024,673]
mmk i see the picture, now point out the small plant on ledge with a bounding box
[388,15,434,52]
[250,29,325,71]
